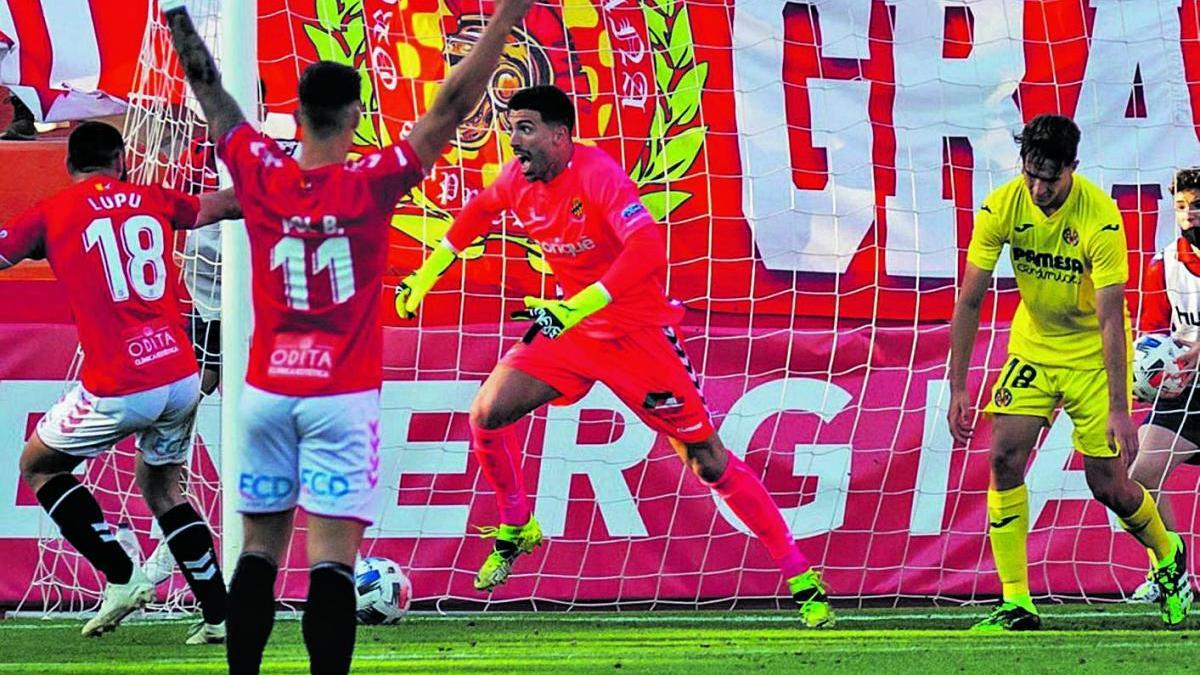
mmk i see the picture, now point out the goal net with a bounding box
[21,0,1200,614]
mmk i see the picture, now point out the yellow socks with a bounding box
[1119,486,1176,565]
[987,484,1034,611]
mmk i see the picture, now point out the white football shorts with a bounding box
[36,374,201,466]
[236,385,382,524]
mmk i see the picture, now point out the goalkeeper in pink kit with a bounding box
[397,85,832,626]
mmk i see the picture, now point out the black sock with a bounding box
[159,502,226,624]
[36,474,132,584]
[227,553,278,675]
[303,561,357,675]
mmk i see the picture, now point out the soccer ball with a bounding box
[1133,333,1192,402]
[354,556,412,625]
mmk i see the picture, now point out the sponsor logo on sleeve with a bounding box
[249,141,285,169]
[621,202,647,220]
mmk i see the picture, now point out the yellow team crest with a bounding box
[1062,226,1079,246]
[993,388,1013,407]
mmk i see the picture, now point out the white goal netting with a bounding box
[22,0,1200,614]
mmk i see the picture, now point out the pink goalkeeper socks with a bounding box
[706,452,811,579]
[471,423,531,525]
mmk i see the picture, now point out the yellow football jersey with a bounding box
[966,173,1130,369]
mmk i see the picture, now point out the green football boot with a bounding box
[474,516,544,592]
[969,602,1041,632]
[788,569,834,628]
[1153,532,1193,628]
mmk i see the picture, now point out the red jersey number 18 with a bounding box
[82,215,168,302]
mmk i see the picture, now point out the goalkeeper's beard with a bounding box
[1183,225,1200,249]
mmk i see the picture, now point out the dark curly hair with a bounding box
[1171,167,1200,194]
[508,85,575,132]
[1015,114,1081,166]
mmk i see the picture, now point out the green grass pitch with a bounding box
[0,605,1195,673]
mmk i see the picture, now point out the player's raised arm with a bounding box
[405,0,534,171]
[162,2,246,140]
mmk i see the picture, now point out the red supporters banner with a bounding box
[252,0,1192,324]
[4,1,1193,317]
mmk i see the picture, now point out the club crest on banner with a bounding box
[294,0,710,314]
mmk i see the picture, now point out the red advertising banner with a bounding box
[1,320,1191,604]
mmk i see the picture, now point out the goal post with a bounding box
[216,0,258,573]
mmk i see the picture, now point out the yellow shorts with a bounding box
[984,353,1131,458]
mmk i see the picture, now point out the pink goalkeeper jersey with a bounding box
[448,145,683,337]
[218,123,424,396]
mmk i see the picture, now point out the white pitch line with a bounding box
[402,609,1160,623]
[0,608,1160,630]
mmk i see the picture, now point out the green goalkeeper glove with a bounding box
[511,283,611,342]
[395,244,457,319]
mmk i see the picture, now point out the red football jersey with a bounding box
[448,145,684,337]
[0,178,201,396]
[217,123,424,396]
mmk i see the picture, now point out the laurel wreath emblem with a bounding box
[300,0,709,279]
[634,0,707,221]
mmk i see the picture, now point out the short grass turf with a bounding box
[0,605,1196,673]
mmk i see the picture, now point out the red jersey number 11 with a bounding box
[269,235,356,311]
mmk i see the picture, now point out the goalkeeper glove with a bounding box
[395,244,457,319]
[511,283,611,342]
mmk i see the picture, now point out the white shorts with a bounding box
[236,385,382,524]
[35,374,201,466]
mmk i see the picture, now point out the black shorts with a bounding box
[187,314,221,369]
[1144,386,1200,462]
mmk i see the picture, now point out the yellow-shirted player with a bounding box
[948,114,1190,630]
